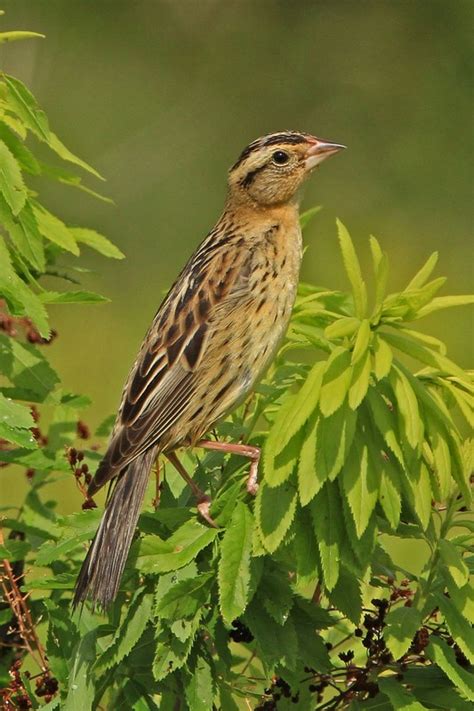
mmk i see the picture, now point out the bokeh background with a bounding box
[1,1,472,512]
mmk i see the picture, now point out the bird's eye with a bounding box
[272,150,289,165]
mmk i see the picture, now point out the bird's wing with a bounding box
[91,232,252,491]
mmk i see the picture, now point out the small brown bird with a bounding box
[73,131,345,608]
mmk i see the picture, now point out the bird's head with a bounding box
[228,131,345,208]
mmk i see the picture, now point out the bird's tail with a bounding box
[73,446,158,610]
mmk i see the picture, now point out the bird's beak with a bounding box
[304,139,346,171]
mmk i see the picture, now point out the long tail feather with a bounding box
[73,446,158,609]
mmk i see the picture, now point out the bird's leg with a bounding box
[165,451,217,528]
[196,440,260,495]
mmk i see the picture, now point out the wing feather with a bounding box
[91,233,251,491]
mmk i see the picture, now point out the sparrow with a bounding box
[73,130,345,608]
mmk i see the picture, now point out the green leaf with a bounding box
[0,121,41,174]
[185,654,214,711]
[0,392,34,429]
[69,227,125,259]
[298,412,322,505]
[0,238,49,336]
[383,605,422,660]
[404,251,439,291]
[337,219,367,317]
[0,31,45,44]
[389,365,423,450]
[47,132,104,180]
[0,195,45,271]
[378,453,402,529]
[426,416,452,500]
[39,290,110,304]
[351,319,371,364]
[426,636,474,702]
[382,330,467,381]
[136,519,218,574]
[310,483,343,590]
[4,75,50,140]
[218,501,253,622]
[0,420,37,448]
[156,572,212,621]
[400,460,432,530]
[327,565,362,624]
[64,629,97,711]
[95,589,153,672]
[299,205,322,229]
[416,294,474,319]
[315,403,357,482]
[436,594,474,664]
[369,235,389,308]
[320,346,352,417]
[0,539,31,561]
[342,439,378,537]
[0,139,26,214]
[378,677,428,710]
[439,539,469,588]
[256,478,297,553]
[366,387,405,466]
[32,202,79,255]
[292,508,320,590]
[373,334,393,381]
[325,316,360,340]
[269,361,325,458]
[349,350,371,409]
[0,333,60,401]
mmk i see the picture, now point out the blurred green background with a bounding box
[1,1,472,446]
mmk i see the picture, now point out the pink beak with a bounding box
[305,139,346,170]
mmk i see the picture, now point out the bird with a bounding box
[73,130,345,609]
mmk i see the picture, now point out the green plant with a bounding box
[1,21,473,711]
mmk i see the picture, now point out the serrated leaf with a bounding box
[320,346,352,417]
[436,593,474,664]
[373,334,393,380]
[378,453,402,529]
[378,677,428,710]
[310,482,343,590]
[382,330,467,381]
[366,387,405,466]
[0,420,37,448]
[0,392,34,429]
[4,75,50,140]
[400,460,432,530]
[416,294,474,319]
[0,139,26,214]
[153,615,200,681]
[389,365,423,450]
[185,654,214,711]
[370,235,389,308]
[292,508,320,590]
[384,605,422,660]
[269,361,325,459]
[443,574,474,622]
[351,319,371,364]
[0,194,45,271]
[218,502,253,622]
[439,539,469,588]
[136,519,218,574]
[298,412,322,505]
[0,333,60,401]
[328,565,362,624]
[337,219,367,317]
[325,316,360,340]
[342,439,378,537]
[95,590,153,672]
[316,403,357,482]
[426,636,474,702]
[405,251,439,291]
[69,227,125,259]
[32,202,79,255]
[349,350,371,409]
[0,238,49,336]
[0,539,31,561]
[46,132,105,180]
[426,416,452,500]
[256,478,297,553]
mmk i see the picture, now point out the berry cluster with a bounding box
[256,677,299,709]
[0,306,57,346]
[66,447,96,509]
